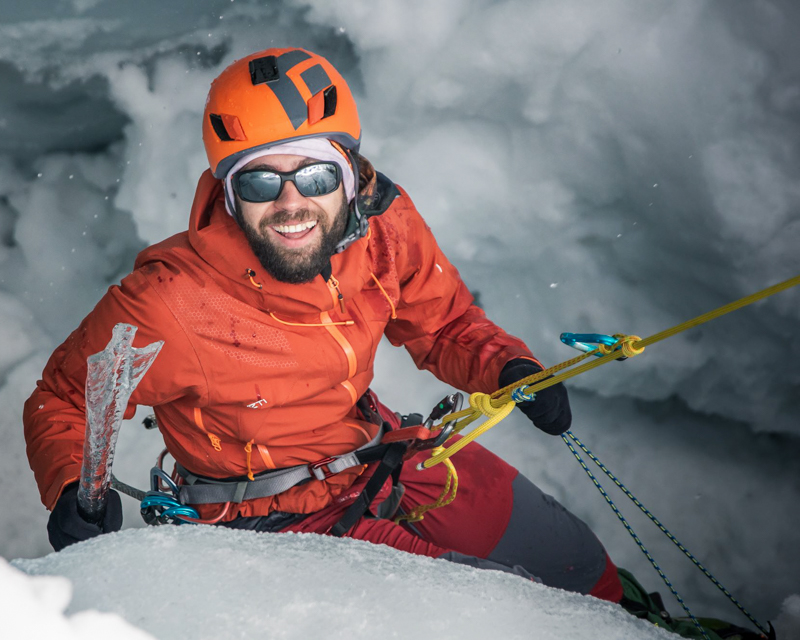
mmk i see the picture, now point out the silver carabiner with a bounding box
[150,466,180,498]
[429,392,463,447]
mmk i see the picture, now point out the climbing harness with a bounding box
[329,392,461,535]
[173,426,385,507]
[119,392,463,535]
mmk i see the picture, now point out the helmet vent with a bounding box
[209,113,247,142]
[307,85,339,125]
[209,113,233,141]
[249,56,280,85]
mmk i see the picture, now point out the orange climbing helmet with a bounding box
[203,47,361,179]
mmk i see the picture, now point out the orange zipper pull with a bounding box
[328,275,346,313]
[244,440,255,481]
[245,268,263,290]
[208,433,222,452]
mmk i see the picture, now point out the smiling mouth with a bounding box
[270,219,318,240]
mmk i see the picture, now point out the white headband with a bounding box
[224,138,356,216]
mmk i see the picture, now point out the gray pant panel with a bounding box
[438,551,542,583]
[486,473,608,594]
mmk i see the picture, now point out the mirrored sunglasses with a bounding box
[233,162,341,203]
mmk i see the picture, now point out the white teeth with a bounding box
[272,220,317,234]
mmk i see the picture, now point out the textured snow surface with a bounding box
[1,0,799,634]
[0,556,154,640]
[12,526,670,640]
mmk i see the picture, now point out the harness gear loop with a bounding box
[139,464,231,526]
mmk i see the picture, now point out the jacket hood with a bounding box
[137,158,399,320]
[334,150,399,253]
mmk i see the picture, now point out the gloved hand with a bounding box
[47,483,123,551]
[498,358,572,435]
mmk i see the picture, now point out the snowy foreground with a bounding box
[6,528,800,640]
[5,526,671,640]
[2,0,800,634]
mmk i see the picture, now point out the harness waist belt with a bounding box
[176,428,386,505]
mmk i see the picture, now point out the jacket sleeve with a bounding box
[382,189,540,394]
[23,265,207,510]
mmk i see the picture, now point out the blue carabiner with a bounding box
[560,333,626,359]
[141,466,200,525]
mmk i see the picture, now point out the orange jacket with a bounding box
[24,170,535,519]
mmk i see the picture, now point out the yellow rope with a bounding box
[394,451,459,524]
[635,273,800,349]
[420,393,516,468]
[419,273,800,471]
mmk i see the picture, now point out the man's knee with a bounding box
[588,553,624,602]
[486,473,618,598]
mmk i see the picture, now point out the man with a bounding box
[23,47,622,602]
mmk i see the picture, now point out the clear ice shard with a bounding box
[77,323,163,523]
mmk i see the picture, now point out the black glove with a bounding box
[499,358,572,435]
[47,483,123,552]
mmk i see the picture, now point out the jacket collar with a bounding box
[170,163,398,318]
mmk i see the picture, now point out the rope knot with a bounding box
[470,392,510,417]
[613,334,645,358]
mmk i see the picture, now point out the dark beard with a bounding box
[234,195,349,284]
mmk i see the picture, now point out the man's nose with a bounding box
[274,179,306,210]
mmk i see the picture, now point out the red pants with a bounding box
[282,439,622,602]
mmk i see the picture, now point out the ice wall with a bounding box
[1,0,798,625]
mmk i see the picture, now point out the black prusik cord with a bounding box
[563,430,769,637]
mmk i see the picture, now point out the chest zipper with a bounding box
[327,274,346,313]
